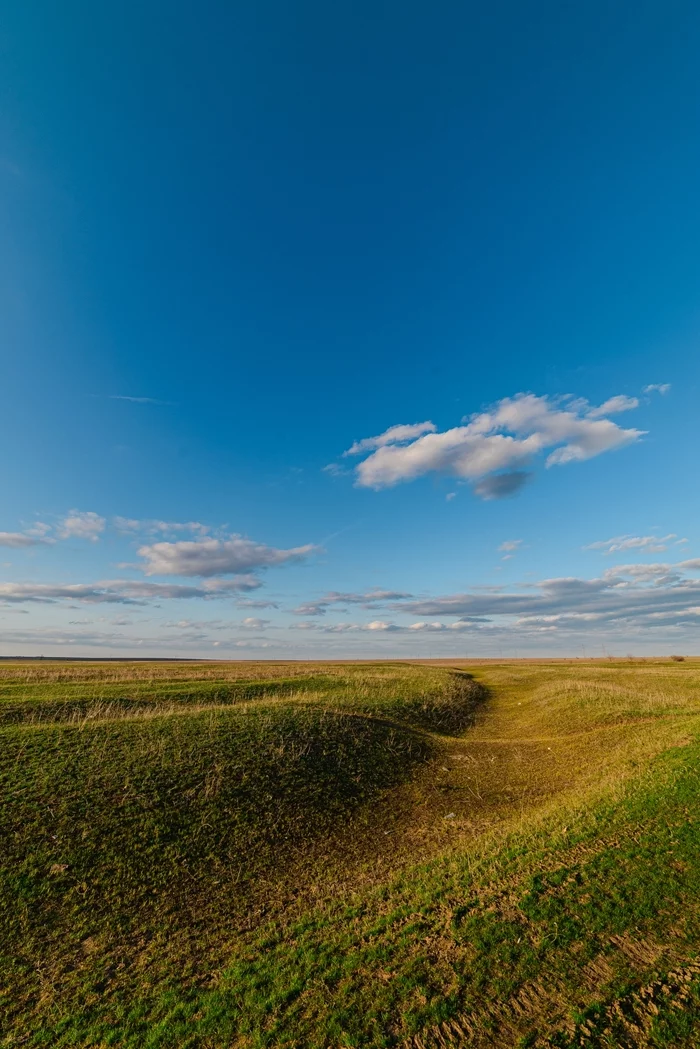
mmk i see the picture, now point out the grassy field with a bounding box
[2,658,700,1047]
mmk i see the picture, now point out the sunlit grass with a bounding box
[2,658,700,1046]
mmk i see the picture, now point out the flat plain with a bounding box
[2,657,700,1047]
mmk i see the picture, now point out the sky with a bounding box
[1,0,700,658]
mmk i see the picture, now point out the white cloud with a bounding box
[165,619,214,630]
[136,536,317,577]
[0,576,261,606]
[601,562,675,582]
[586,395,639,419]
[498,539,522,553]
[322,463,350,478]
[109,395,174,406]
[291,588,413,616]
[347,393,645,494]
[113,517,210,536]
[0,532,47,548]
[0,583,135,605]
[10,560,700,653]
[112,517,141,532]
[585,534,676,555]
[0,626,280,652]
[227,639,278,649]
[314,618,485,635]
[239,617,270,630]
[0,520,55,547]
[446,492,456,502]
[391,559,700,635]
[344,421,437,457]
[643,383,671,395]
[236,598,280,609]
[321,620,402,633]
[25,522,53,538]
[58,511,106,542]
[0,627,136,648]
[165,618,276,632]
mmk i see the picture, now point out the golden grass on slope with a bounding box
[397,661,699,875]
[3,658,700,1048]
[2,659,697,853]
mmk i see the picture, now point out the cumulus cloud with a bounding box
[239,617,270,630]
[25,522,53,538]
[346,393,645,494]
[585,534,676,555]
[643,384,671,395]
[136,536,317,577]
[344,422,437,456]
[58,511,106,542]
[586,395,639,419]
[0,519,56,547]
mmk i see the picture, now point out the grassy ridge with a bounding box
[0,663,482,732]
[2,660,700,1046]
[0,663,482,1043]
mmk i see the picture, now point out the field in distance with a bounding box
[2,658,700,1047]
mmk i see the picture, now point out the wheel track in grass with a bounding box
[395,671,700,1049]
[449,714,697,746]
[401,950,700,1048]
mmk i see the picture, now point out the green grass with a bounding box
[2,659,700,1046]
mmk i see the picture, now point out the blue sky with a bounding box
[1,0,699,657]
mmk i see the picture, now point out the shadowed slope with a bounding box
[0,663,486,1041]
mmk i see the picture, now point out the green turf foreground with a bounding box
[2,660,700,1047]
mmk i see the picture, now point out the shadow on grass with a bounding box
[391,672,491,735]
